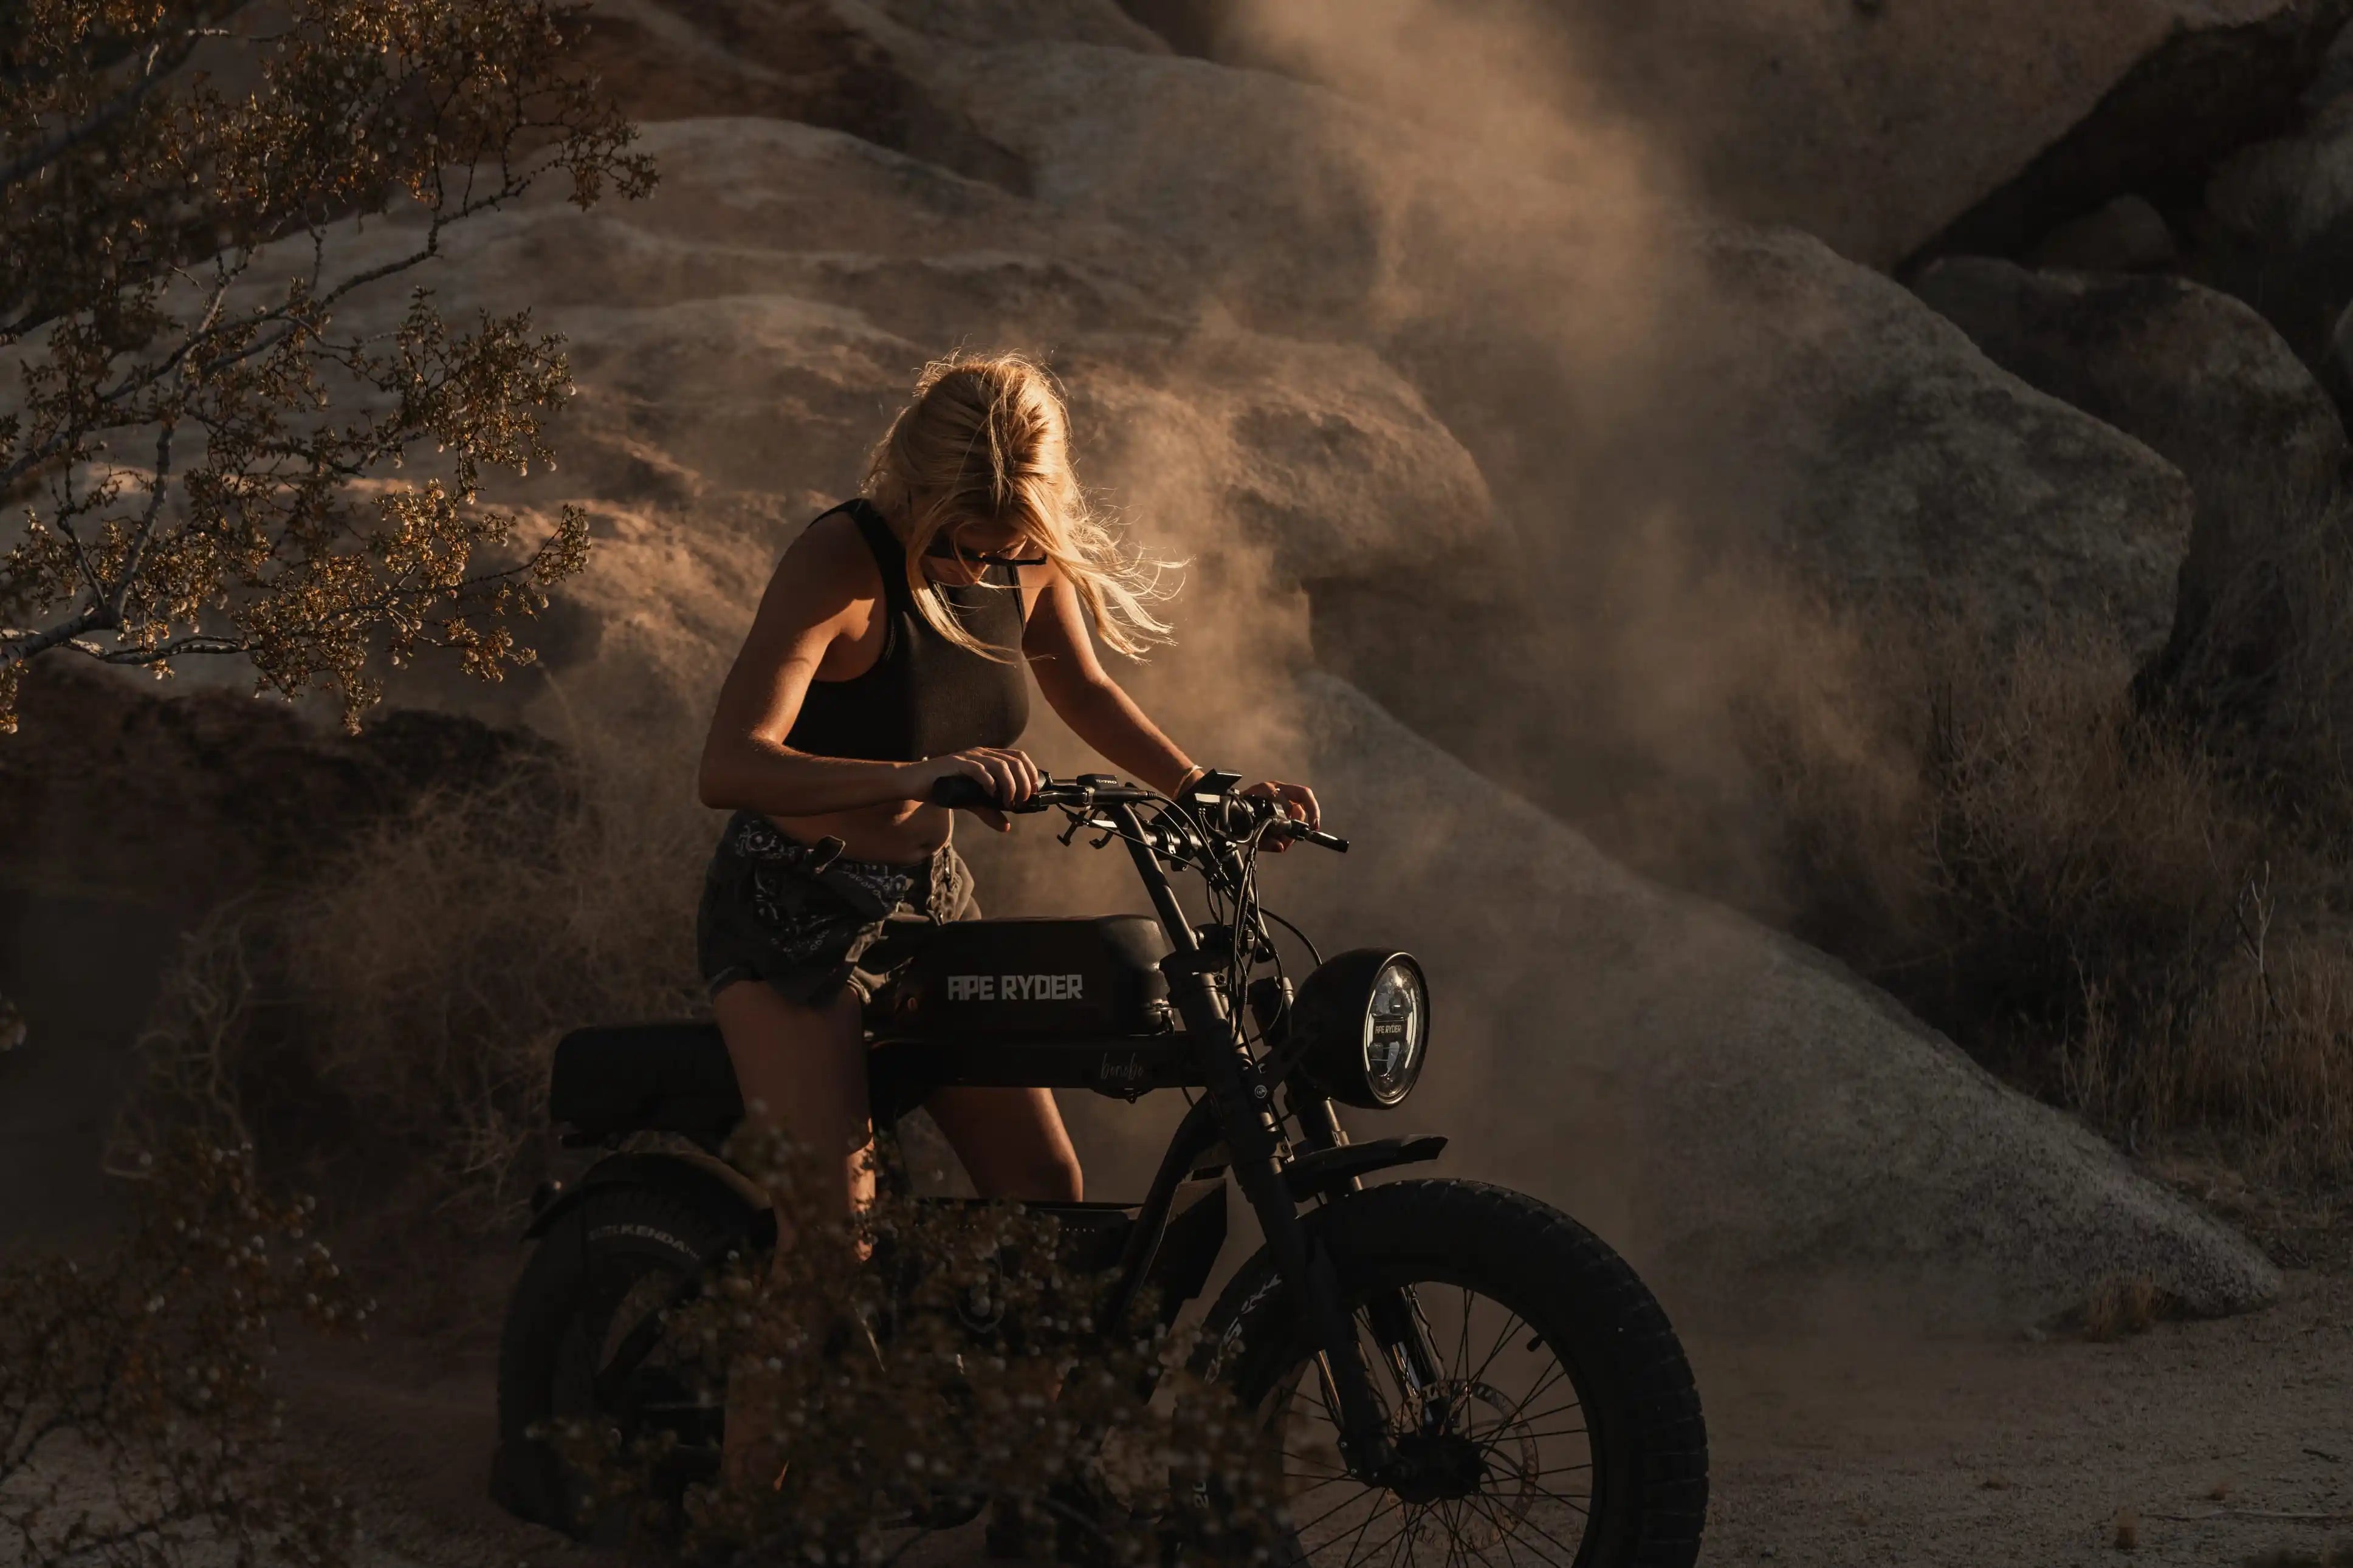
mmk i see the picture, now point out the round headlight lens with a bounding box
[1361,958,1426,1106]
[1292,948,1431,1109]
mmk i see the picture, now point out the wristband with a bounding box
[1175,764,1211,796]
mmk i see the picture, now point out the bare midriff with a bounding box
[760,796,955,867]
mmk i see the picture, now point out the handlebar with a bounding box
[928,774,1125,813]
[929,772,1348,853]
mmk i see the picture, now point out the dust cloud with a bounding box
[932,0,1867,1298]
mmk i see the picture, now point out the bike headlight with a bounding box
[1291,950,1429,1109]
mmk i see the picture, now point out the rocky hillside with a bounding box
[21,0,2353,1322]
[1124,0,2353,272]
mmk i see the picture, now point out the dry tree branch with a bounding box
[0,0,655,732]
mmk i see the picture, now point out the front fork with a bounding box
[1186,985,1442,1482]
[1122,812,1429,1484]
[1283,1067,1444,1429]
[1218,1092,1400,1476]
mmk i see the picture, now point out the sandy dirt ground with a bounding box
[1698,1269,2353,1567]
[284,1258,2352,1568]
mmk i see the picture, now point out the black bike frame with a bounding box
[541,782,1434,1487]
[1102,801,1406,1479]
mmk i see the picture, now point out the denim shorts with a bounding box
[695,811,978,1007]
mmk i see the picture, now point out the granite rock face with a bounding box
[1917,257,2351,682]
[1114,0,2353,269]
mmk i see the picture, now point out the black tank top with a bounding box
[785,499,1030,763]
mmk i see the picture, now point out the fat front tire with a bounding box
[491,1186,744,1535]
[1191,1179,1706,1568]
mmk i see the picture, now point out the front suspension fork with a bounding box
[1178,998,1401,1478]
[1122,812,1414,1481]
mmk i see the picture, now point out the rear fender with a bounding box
[523,1148,774,1255]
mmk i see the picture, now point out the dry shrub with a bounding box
[1740,602,2353,1179]
[2069,930,2353,1182]
[554,1129,1286,1568]
[1,1142,365,1568]
[2076,1275,2165,1343]
[125,714,716,1229]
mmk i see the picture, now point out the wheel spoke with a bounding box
[1333,1500,1420,1568]
[1460,1488,1578,1568]
[1483,1360,1568,1437]
[1488,1401,1584,1436]
[1333,1493,1402,1568]
[1460,1307,1528,1393]
[1263,1275,1606,1568]
[1286,1473,1362,1501]
[1291,1476,1393,1541]
[1381,1503,1423,1568]
[1421,1504,1458,1568]
[1479,1451,1592,1516]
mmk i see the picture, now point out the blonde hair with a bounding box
[864,352,1176,660]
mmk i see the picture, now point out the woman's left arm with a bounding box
[1024,571,1321,829]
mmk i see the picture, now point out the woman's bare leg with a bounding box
[925,1086,1084,1202]
[714,979,871,1217]
[711,979,867,1488]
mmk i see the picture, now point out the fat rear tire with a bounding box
[1191,1179,1706,1568]
[491,1186,745,1535]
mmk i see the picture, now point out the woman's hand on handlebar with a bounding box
[908,747,1042,831]
[1243,778,1321,851]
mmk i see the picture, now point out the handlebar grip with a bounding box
[929,775,1000,810]
[932,773,1081,813]
[1270,820,1348,852]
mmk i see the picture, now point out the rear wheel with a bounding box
[1192,1180,1706,1568]
[491,1186,741,1537]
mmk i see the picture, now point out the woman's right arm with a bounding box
[696,521,909,817]
[696,519,1041,818]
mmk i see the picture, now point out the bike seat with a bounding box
[550,1021,743,1149]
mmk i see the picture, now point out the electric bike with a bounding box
[489,772,1708,1567]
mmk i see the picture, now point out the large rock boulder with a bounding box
[1115,0,2353,271]
[2196,56,2353,393]
[1655,230,2195,657]
[1915,258,2351,686]
[915,41,1414,331]
[573,0,1166,188]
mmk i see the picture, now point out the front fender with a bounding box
[1281,1134,1446,1202]
[523,1147,774,1253]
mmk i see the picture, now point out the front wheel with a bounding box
[1191,1180,1706,1568]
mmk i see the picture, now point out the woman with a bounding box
[695,351,1321,1230]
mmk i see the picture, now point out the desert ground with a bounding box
[265,1255,2352,1568]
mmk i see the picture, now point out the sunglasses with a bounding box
[923,536,1049,568]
